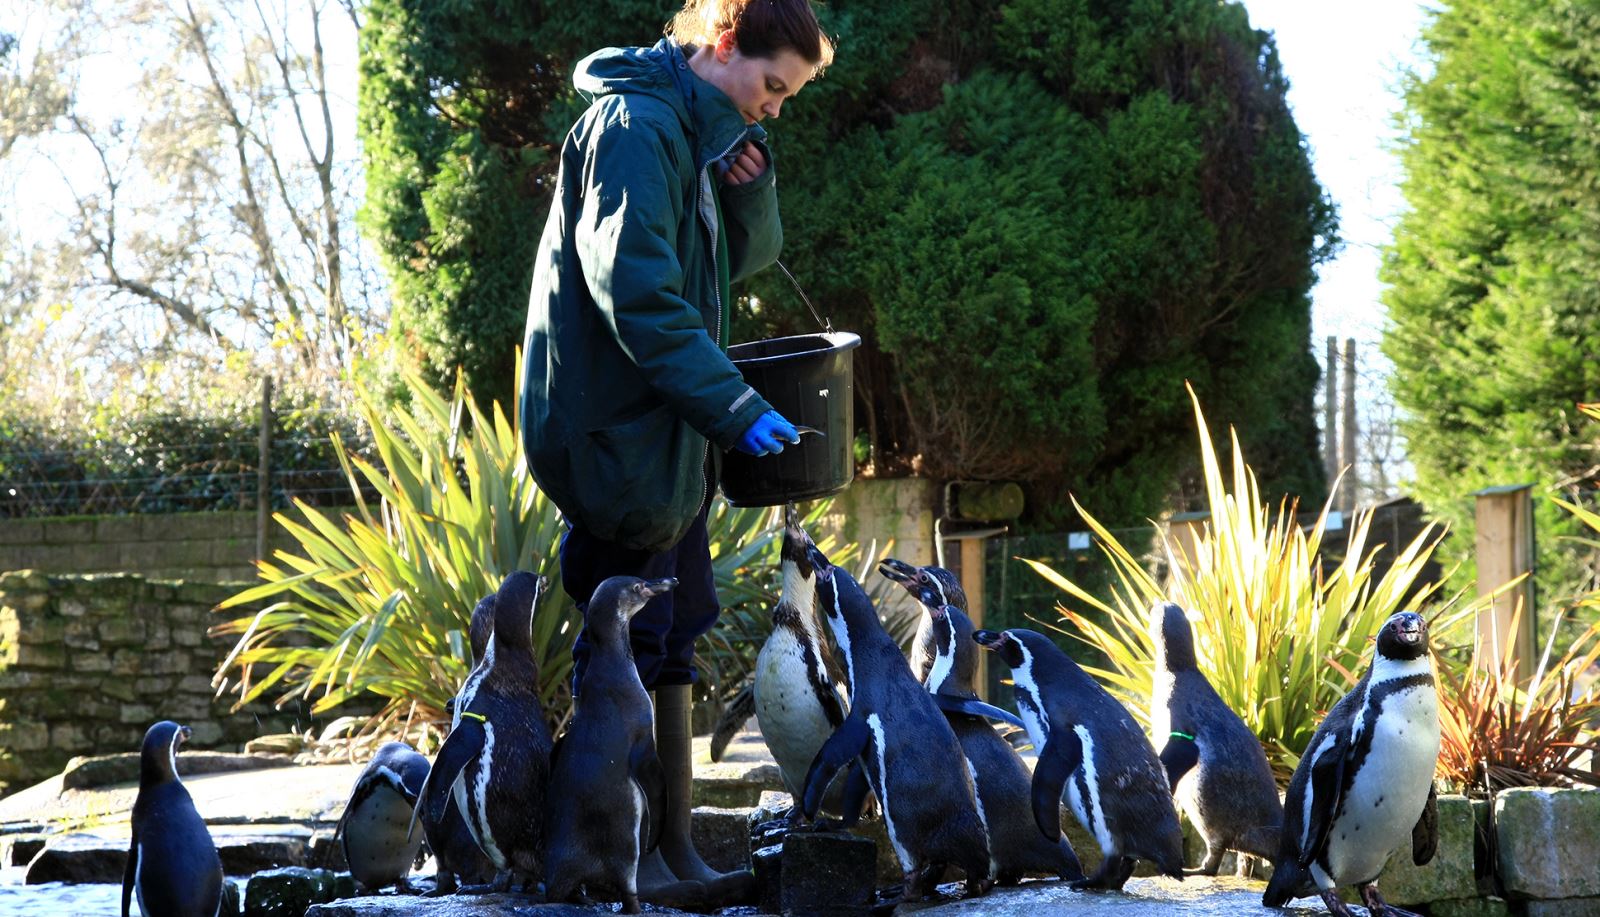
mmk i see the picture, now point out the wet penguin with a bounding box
[1263,611,1441,917]
[123,721,223,917]
[336,742,430,892]
[879,557,966,685]
[801,545,992,901]
[975,628,1185,890]
[421,594,497,894]
[545,576,700,914]
[419,571,555,892]
[905,600,1084,885]
[1148,601,1282,874]
[752,504,853,821]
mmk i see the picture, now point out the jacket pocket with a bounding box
[570,404,705,553]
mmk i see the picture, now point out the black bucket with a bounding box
[721,331,861,507]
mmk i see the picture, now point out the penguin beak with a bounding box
[177,725,192,744]
[638,578,678,602]
[933,604,952,622]
[806,544,834,580]
[972,629,1004,650]
[1395,612,1425,644]
[878,557,915,585]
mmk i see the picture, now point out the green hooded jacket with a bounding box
[521,39,781,552]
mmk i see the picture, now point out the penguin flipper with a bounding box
[710,682,755,762]
[1298,729,1349,867]
[930,694,1024,728]
[1031,729,1083,842]
[1157,736,1200,791]
[121,833,137,917]
[802,716,869,820]
[1412,781,1439,866]
[839,760,871,827]
[418,716,485,833]
[631,743,667,854]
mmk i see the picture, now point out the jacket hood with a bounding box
[573,38,762,170]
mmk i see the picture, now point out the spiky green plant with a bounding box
[1023,386,1476,780]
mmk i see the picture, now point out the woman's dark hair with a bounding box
[668,0,834,70]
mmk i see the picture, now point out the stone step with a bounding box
[22,825,318,884]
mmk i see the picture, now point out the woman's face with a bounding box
[702,30,815,124]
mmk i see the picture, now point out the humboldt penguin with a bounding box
[975,628,1185,890]
[1148,601,1282,874]
[878,557,966,684]
[1263,611,1441,917]
[419,571,554,892]
[545,576,698,913]
[801,545,992,901]
[336,742,429,891]
[752,504,855,822]
[911,602,1084,884]
[421,593,497,894]
[123,721,223,917]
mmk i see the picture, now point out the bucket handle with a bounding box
[775,260,832,334]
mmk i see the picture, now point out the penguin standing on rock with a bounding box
[1148,601,1282,874]
[1263,611,1441,917]
[123,721,223,917]
[336,742,430,892]
[908,599,1085,885]
[418,571,554,893]
[752,504,853,822]
[975,628,1185,890]
[801,545,992,901]
[545,576,698,913]
[421,594,498,895]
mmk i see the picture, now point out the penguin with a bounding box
[908,601,1084,885]
[1147,601,1283,875]
[336,742,430,892]
[122,720,223,917]
[544,576,696,914]
[421,593,498,895]
[878,557,966,685]
[877,558,1025,727]
[800,544,992,901]
[418,571,554,893]
[752,504,855,822]
[1263,611,1441,917]
[974,628,1185,890]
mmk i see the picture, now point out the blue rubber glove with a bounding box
[735,410,800,456]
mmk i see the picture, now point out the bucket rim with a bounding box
[729,331,861,366]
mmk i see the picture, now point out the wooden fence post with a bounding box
[257,376,273,563]
[959,534,988,699]
[1472,484,1536,682]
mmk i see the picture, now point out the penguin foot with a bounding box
[1359,883,1421,917]
[964,876,994,898]
[1317,888,1360,917]
[423,872,457,898]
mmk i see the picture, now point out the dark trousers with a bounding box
[561,503,719,691]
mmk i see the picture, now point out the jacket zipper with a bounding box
[695,133,743,513]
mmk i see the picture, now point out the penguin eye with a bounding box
[916,571,928,583]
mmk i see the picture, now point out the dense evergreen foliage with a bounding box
[359,0,1334,528]
[1383,0,1600,604]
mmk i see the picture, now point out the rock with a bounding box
[243,866,344,917]
[778,830,877,916]
[1428,898,1512,917]
[2,834,45,867]
[222,880,244,917]
[1526,900,1600,917]
[753,840,785,915]
[1374,793,1477,906]
[1496,786,1600,899]
[60,750,294,790]
[214,826,313,874]
[690,804,755,873]
[692,759,785,808]
[305,893,659,915]
[24,832,126,884]
[246,734,308,756]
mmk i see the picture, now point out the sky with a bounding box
[1238,0,1434,356]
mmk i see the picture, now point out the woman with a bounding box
[520,0,833,906]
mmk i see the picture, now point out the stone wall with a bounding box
[0,512,327,583]
[0,571,322,797]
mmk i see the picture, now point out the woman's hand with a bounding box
[722,143,768,185]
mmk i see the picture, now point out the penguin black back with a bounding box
[124,721,223,917]
[1148,602,1282,874]
[976,628,1185,889]
[545,576,676,912]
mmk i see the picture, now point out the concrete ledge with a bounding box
[1496,786,1600,900]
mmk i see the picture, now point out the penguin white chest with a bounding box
[344,787,425,886]
[1325,683,1440,884]
[753,629,837,794]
